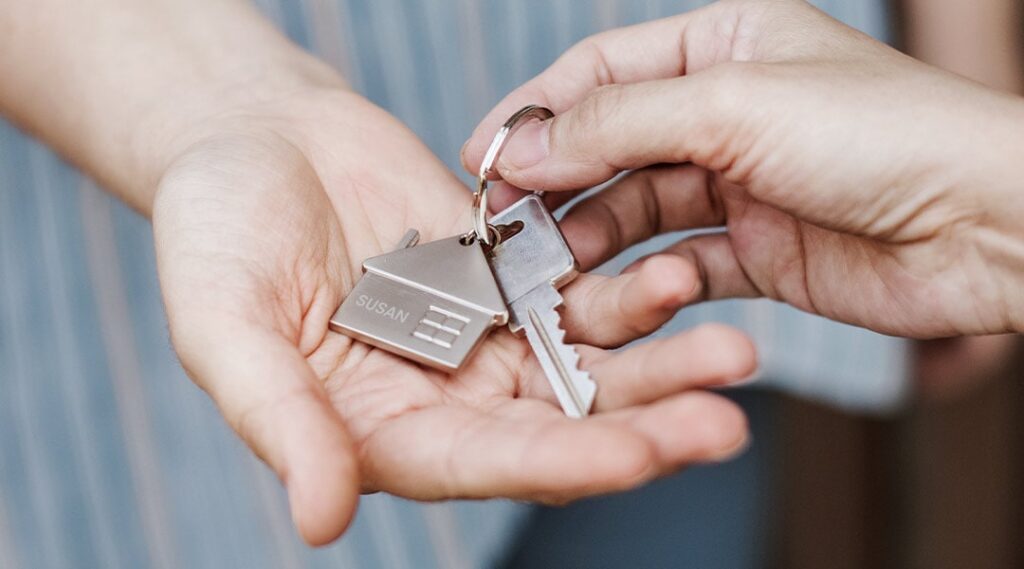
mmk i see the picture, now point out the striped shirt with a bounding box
[0,1,900,567]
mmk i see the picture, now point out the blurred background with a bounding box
[1,1,1022,568]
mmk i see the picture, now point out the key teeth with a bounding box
[540,306,598,416]
[514,286,598,417]
[545,305,590,377]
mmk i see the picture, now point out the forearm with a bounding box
[903,0,1023,91]
[0,0,344,214]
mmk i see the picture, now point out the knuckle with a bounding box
[690,62,777,165]
[560,84,626,160]
[577,84,624,128]
[590,83,627,115]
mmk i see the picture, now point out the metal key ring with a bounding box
[472,104,554,246]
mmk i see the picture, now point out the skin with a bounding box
[902,0,1023,399]
[1,0,756,546]
[464,0,1024,343]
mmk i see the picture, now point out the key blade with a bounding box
[525,308,595,417]
[513,287,597,418]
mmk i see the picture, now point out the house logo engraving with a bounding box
[412,306,470,349]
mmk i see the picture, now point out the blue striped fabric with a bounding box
[0,1,898,567]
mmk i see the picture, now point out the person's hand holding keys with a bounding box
[155,85,760,545]
[463,0,1024,340]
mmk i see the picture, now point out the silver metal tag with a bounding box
[330,230,509,371]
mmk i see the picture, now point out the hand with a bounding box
[463,0,1024,339]
[153,87,756,545]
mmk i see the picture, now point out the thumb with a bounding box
[173,321,360,546]
[493,70,752,192]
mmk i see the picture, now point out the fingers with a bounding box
[559,164,724,270]
[487,180,584,214]
[485,73,752,193]
[517,310,755,417]
[561,254,702,348]
[173,322,359,546]
[555,164,759,302]
[361,401,657,501]
[642,233,762,302]
[359,393,748,504]
[597,391,750,475]
[583,323,757,412]
[464,0,856,182]
[487,181,531,213]
[497,166,732,349]
[461,7,722,173]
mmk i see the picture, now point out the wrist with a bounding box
[133,51,347,215]
[996,118,1024,333]
[961,96,1024,333]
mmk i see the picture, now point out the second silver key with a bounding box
[488,194,597,418]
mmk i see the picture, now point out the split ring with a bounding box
[472,105,554,246]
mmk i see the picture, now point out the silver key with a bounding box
[489,194,598,418]
[330,229,509,371]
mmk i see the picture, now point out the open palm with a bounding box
[152,90,755,545]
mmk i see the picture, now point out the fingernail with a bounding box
[499,120,550,171]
